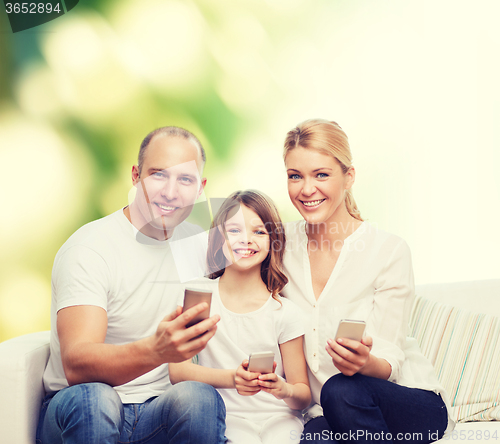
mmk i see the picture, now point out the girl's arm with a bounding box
[256,336,311,410]
[169,359,263,394]
[169,360,236,388]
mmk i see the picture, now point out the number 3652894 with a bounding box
[5,3,62,14]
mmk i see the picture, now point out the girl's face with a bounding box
[222,204,270,271]
[285,146,354,226]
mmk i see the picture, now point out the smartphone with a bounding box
[248,351,275,374]
[334,319,366,342]
[182,288,212,328]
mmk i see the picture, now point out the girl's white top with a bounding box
[197,279,305,421]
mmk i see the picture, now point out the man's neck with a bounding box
[123,206,173,241]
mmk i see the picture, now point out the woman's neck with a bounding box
[306,208,362,246]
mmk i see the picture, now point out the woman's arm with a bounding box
[366,239,414,381]
[257,336,311,410]
[169,359,236,388]
[325,239,413,381]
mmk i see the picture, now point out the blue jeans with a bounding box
[36,381,227,444]
[300,374,448,444]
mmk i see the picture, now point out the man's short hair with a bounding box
[138,126,206,176]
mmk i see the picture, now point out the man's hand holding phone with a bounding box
[148,301,220,366]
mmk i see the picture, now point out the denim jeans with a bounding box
[300,373,448,444]
[36,381,227,444]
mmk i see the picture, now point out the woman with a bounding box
[280,119,454,443]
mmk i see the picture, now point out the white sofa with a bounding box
[0,330,50,444]
[412,279,500,442]
[0,279,498,444]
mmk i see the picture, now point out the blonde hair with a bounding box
[283,119,363,221]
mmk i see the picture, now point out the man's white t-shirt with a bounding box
[196,279,305,421]
[43,209,207,404]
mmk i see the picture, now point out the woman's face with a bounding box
[285,146,354,226]
[222,204,270,271]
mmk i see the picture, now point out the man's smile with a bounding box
[154,202,178,213]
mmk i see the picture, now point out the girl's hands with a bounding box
[257,362,291,400]
[235,359,290,401]
[234,360,261,396]
[326,336,373,376]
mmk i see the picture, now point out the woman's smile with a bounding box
[300,199,326,209]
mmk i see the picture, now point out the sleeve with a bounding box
[52,245,110,312]
[278,298,306,344]
[367,239,415,383]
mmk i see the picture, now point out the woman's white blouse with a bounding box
[282,220,453,430]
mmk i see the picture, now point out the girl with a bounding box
[281,119,454,443]
[169,190,311,444]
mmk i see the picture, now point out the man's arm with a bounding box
[58,303,220,387]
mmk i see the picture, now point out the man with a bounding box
[36,127,226,444]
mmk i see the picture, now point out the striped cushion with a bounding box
[410,296,500,422]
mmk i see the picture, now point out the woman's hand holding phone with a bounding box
[326,335,373,376]
[326,318,372,376]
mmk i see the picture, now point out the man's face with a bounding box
[130,135,206,239]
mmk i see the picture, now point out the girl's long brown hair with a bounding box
[207,190,288,300]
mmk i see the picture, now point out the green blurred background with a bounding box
[1,0,499,342]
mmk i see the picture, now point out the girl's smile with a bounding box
[233,248,258,257]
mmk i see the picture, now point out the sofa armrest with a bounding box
[0,331,50,444]
[411,289,500,423]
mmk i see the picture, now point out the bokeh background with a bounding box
[1,0,499,342]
